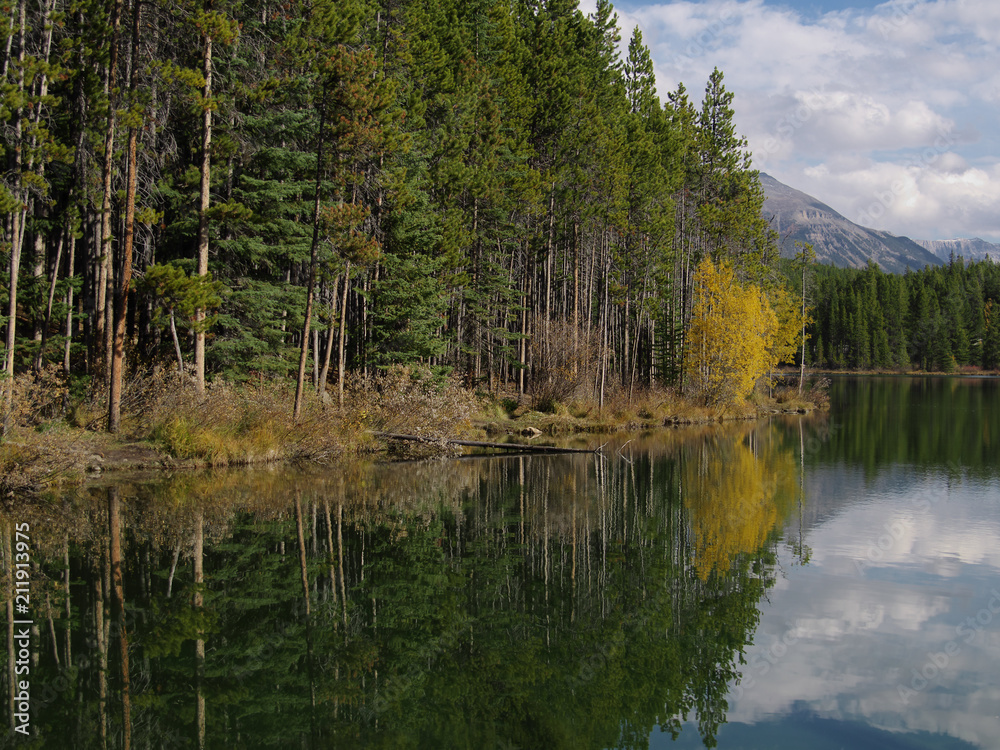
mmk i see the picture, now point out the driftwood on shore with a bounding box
[373,432,602,455]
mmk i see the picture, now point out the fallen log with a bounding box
[373,432,601,455]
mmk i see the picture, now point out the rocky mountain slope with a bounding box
[760,173,943,273]
[914,237,1000,263]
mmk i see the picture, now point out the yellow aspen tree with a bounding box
[766,285,809,374]
[685,258,778,405]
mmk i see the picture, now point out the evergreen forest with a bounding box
[1,0,792,428]
[799,257,1000,373]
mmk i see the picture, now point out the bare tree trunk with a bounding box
[29,0,56,373]
[3,0,26,433]
[317,286,338,396]
[312,327,319,388]
[166,542,180,598]
[35,231,63,368]
[545,185,554,363]
[194,12,213,393]
[519,243,528,396]
[169,310,184,374]
[107,0,141,433]
[45,593,59,666]
[293,86,327,421]
[98,0,124,386]
[294,494,311,618]
[599,252,610,411]
[572,220,579,373]
[337,261,351,408]
[63,234,76,377]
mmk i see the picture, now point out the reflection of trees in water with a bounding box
[1,424,804,749]
[684,428,799,580]
[822,377,1000,475]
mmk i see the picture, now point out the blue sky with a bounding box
[578,0,1000,242]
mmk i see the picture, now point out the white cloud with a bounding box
[599,0,1000,241]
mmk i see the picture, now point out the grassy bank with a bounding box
[475,378,825,437]
[0,366,828,498]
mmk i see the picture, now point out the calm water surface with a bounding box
[5,377,998,748]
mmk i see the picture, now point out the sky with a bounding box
[577,0,1000,243]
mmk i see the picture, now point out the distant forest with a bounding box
[1,0,792,424]
[793,257,1000,372]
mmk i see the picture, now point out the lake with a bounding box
[3,376,998,749]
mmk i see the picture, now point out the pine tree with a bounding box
[696,68,773,282]
[984,299,1000,370]
[292,0,392,417]
[624,27,656,117]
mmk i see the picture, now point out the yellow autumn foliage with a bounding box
[685,258,779,405]
[768,285,809,369]
[684,432,798,579]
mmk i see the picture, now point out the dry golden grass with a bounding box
[140,372,374,465]
[0,359,829,494]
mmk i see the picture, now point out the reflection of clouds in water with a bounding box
[730,577,1000,744]
[728,471,1000,747]
[804,469,1000,571]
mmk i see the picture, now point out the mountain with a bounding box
[759,173,943,273]
[914,237,1000,263]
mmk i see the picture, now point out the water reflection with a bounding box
[711,377,1000,750]
[2,423,801,749]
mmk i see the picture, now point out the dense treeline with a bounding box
[800,257,1000,372]
[1,0,786,427]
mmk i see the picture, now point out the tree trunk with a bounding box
[336,502,348,632]
[317,286,338,396]
[293,84,327,421]
[29,0,56,373]
[294,492,318,739]
[195,16,213,394]
[294,494,311,616]
[337,261,351,408]
[323,501,338,610]
[63,234,76,377]
[3,0,26,434]
[36,232,64,369]
[799,260,807,393]
[63,536,71,666]
[107,0,141,433]
[97,0,124,386]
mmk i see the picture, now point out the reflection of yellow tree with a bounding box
[684,432,798,579]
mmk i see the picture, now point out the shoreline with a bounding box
[1,378,829,500]
[24,363,998,494]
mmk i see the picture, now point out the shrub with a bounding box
[528,317,599,412]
